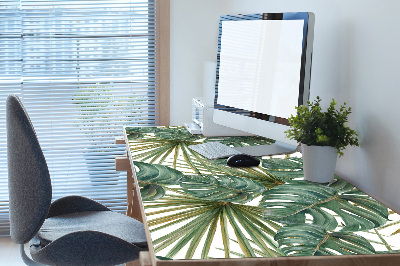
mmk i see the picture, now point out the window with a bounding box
[0,0,169,236]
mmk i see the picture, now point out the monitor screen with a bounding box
[213,13,314,155]
[217,19,304,119]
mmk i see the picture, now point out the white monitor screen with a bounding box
[217,19,304,119]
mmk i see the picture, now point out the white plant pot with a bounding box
[301,144,338,183]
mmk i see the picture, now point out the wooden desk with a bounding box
[116,126,400,266]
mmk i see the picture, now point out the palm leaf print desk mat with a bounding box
[125,126,400,260]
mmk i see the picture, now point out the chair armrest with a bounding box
[47,195,110,218]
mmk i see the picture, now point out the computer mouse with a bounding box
[227,154,260,167]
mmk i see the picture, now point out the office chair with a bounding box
[6,94,148,265]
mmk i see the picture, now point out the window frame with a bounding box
[156,0,170,126]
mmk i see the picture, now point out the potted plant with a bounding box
[285,96,359,183]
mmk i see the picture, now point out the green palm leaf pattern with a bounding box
[260,179,388,231]
[125,126,400,259]
[134,161,183,201]
[206,159,285,188]
[205,135,274,147]
[260,157,304,180]
[140,184,166,201]
[274,224,376,256]
[132,158,283,259]
[145,194,282,259]
[127,126,205,173]
[127,127,285,189]
[134,161,182,184]
[126,126,276,176]
[126,126,201,141]
[180,174,265,203]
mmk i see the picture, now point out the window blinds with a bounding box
[0,0,159,236]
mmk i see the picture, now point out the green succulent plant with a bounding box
[285,96,359,156]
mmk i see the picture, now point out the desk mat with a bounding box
[125,126,400,260]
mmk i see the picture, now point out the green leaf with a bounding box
[180,174,265,203]
[225,206,256,257]
[220,207,230,258]
[227,205,282,257]
[147,195,281,259]
[201,211,219,259]
[261,157,304,179]
[274,224,376,256]
[205,136,274,147]
[193,158,284,188]
[260,179,388,231]
[156,256,173,260]
[164,209,219,259]
[141,184,165,201]
[133,161,183,200]
[127,126,204,171]
[134,161,183,185]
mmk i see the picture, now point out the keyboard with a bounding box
[189,142,242,160]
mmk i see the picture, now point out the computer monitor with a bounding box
[213,12,315,156]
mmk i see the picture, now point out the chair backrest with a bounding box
[7,94,52,244]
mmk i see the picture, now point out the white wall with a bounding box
[170,0,400,212]
[170,0,228,125]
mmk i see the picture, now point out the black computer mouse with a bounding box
[227,154,260,167]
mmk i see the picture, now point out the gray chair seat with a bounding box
[37,211,147,248]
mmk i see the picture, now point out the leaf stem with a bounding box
[373,228,393,251]
[313,232,330,255]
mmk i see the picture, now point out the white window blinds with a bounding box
[0,0,159,236]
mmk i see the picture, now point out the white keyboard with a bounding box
[189,142,242,160]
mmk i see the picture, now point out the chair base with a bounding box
[20,244,45,266]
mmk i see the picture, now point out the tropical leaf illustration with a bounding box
[134,161,183,184]
[127,126,276,176]
[125,126,160,139]
[378,218,400,236]
[127,127,286,188]
[145,194,283,259]
[260,157,304,180]
[126,126,201,141]
[274,224,376,256]
[125,126,400,259]
[132,160,283,259]
[133,161,183,200]
[205,135,274,147]
[260,179,388,231]
[127,126,205,173]
[179,174,265,203]
[140,184,166,201]
[186,160,285,191]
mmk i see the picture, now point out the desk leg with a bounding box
[127,168,143,223]
[115,138,144,222]
[126,167,134,218]
[125,259,140,266]
[125,252,151,266]
[115,155,143,223]
[116,139,151,266]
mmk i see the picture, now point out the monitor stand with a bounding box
[233,141,299,157]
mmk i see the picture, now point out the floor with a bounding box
[0,237,139,266]
[0,237,25,266]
